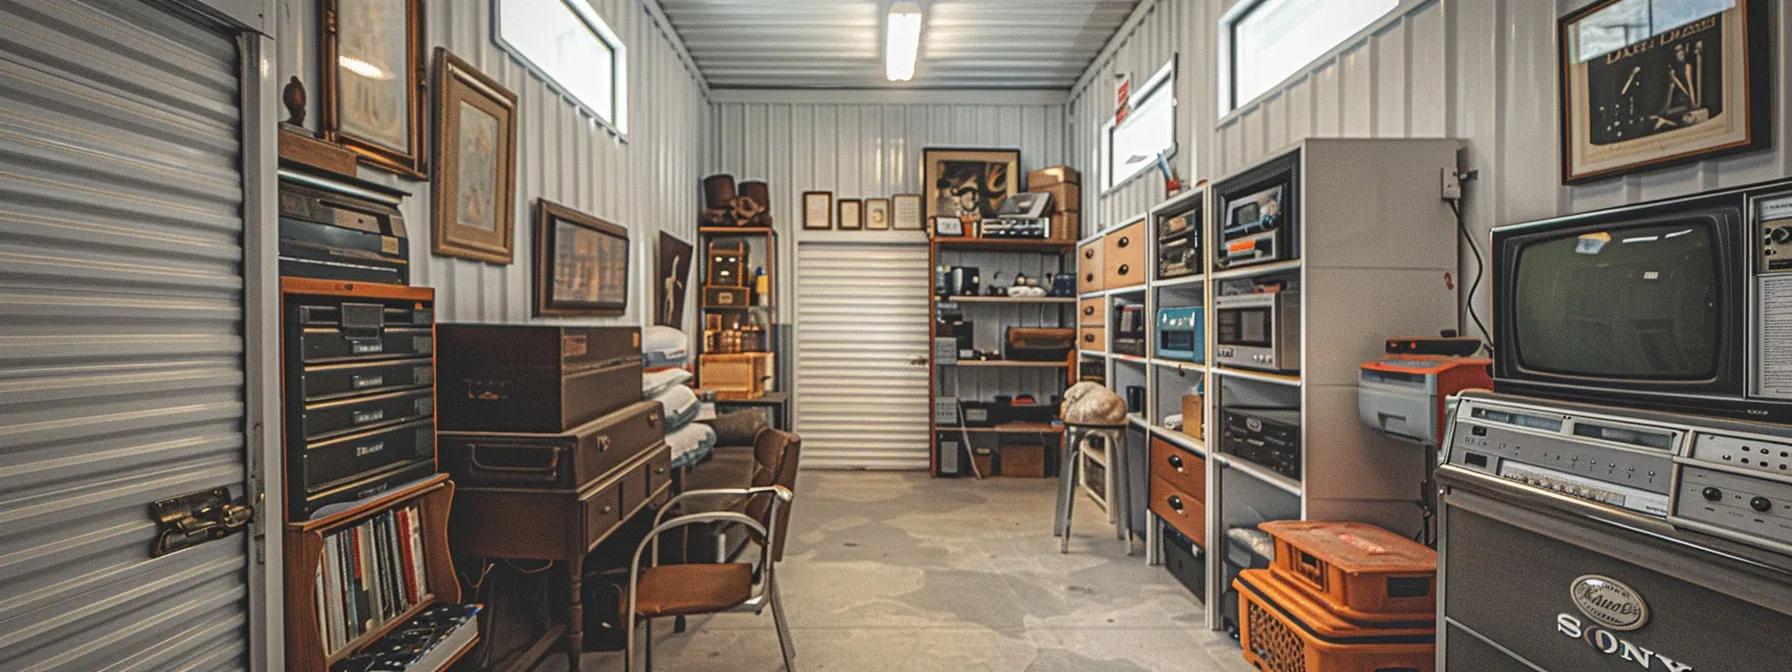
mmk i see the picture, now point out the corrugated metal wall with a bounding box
[277,0,710,327]
[0,0,250,668]
[1069,0,1792,322]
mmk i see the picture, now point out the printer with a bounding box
[1358,338,1491,445]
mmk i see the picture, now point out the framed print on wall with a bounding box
[432,48,519,264]
[656,232,693,328]
[892,194,923,231]
[838,199,863,230]
[1558,0,1773,184]
[534,199,629,317]
[803,191,833,230]
[923,147,1020,232]
[866,198,891,230]
[321,0,427,178]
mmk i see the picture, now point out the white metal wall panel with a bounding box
[276,0,710,328]
[0,0,249,669]
[794,243,933,470]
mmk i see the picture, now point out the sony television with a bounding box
[1492,179,1792,424]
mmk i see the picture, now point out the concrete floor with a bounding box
[574,470,1256,672]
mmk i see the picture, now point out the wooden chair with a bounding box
[624,428,801,671]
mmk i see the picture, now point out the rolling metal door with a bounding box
[794,242,932,470]
[0,1,250,670]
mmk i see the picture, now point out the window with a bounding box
[1569,0,1733,63]
[1102,61,1176,192]
[495,0,629,133]
[1221,0,1398,112]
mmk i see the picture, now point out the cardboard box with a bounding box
[1182,393,1204,431]
[1001,443,1047,478]
[972,446,995,477]
[1027,165,1081,190]
[1050,212,1081,241]
[1039,182,1081,213]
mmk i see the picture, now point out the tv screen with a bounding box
[1512,222,1720,380]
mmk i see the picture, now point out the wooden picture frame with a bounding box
[431,48,518,264]
[892,194,923,230]
[838,199,863,230]
[655,232,693,328]
[534,199,629,317]
[866,198,891,230]
[1557,0,1773,184]
[803,191,833,230]
[320,0,427,178]
[923,147,1021,230]
[932,216,965,238]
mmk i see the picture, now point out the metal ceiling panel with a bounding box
[660,0,1142,89]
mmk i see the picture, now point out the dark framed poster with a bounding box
[1558,0,1773,184]
[534,199,628,317]
[923,147,1020,231]
[655,232,693,328]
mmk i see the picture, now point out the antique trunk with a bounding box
[439,400,665,491]
[436,324,642,433]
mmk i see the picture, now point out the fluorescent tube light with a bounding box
[886,2,922,82]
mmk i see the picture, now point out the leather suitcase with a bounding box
[436,324,643,433]
[450,444,673,560]
[439,400,665,491]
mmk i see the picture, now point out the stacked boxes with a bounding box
[1027,165,1081,241]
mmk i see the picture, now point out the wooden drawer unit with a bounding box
[1077,241,1104,293]
[1078,325,1106,353]
[1078,297,1104,326]
[1102,221,1146,289]
[1150,475,1206,547]
[1150,437,1206,499]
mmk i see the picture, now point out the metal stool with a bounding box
[1053,423,1132,554]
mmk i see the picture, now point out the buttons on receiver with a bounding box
[1703,486,1724,502]
[1753,496,1774,513]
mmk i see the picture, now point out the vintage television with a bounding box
[1493,180,1792,424]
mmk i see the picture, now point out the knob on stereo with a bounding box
[1753,496,1773,513]
[1703,486,1723,502]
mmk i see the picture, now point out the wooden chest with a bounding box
[1260,521,1437,623]
[1236,569,1435,672]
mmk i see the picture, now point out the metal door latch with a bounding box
[150,487,257,558]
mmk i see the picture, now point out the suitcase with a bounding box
[1259,521,1437,623]
[1235,569,1435,672]
[439,400,665,491]
[436,325,643,433]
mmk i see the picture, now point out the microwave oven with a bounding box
[1214,289,1300,372]
[1157,306,1204,363]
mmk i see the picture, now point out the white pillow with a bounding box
[643,325,689,359]
[642,367,693,398]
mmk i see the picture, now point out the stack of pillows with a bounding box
[643,326,717,468]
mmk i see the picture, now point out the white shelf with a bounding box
[1078,285,1149,299]
[1112,353,1148,365]
[1078,350,1108,359]
[941,296,1076,304]
[1211,258,1302,281]
[1127,413,1149,428]
[1214,453,1303,496]
[1212,366,1302,387]
[1149,425,1206,456]
[1153,274,1205,290]
[1076,212,1151,247]
[1151,358,1205,371]
[1150,186,1206,215]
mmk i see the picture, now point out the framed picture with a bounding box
[320,0,427,178]
[656,232,693,328]
[866,198,891,230]
[892,194,923,231]
[923,147,1020,231]
[534,199,629,317]
[1558,0,1772,184]
[932,216,965,238]
[803,191,833,230]
[432,48,518,264]
[838,199,863,230]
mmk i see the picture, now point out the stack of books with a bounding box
[313,504,429,654]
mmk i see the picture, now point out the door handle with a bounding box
[909,355,929,366]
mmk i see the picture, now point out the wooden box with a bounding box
[1078,325,1105,353]
[1079,297,1104,326]
[971,445,995,477]
[1026,165,1081,190]
[1038,182,1081,213]
[1182,393,1204,431]
[1259,521,1438,623]
[1102,221,1146,289]
[1150,475,1206,547]
[703,285,750,307]
[1050,212,1081,241]
[1001,444,1046,478]
[701,352,773,400]
[1077,241,1104,293]
[1236,569,1434,672]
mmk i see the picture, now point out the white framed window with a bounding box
[495,0,629,134]
[1219,0,1398,113]
[1101,60,1177,193]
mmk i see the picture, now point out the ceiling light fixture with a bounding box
[885,2,922,82]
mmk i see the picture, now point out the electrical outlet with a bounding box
[1441,168,1463,201]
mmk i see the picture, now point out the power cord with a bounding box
[1447,197,1494,351]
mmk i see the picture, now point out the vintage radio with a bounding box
[1078,357,1106,384]
[1260,521,1437,623]
[282,279,438,520]
[1215,155,1299,270]
[1214,288,1300,372]
[1003,327,1074,362]
[703,286,750,307]
[439,401,663,491]
[1221,407,1302,479]
[958,400,998,428]
[1235,569,1436,672]
[978,218,1049,239]
[277,173,411,285]
[1112,304,1147,357]
[991,399,1058,426]
[1156,306,1203,363]
[436,325,643,434]
[1157,206,1202,280]
[707,239,749,288]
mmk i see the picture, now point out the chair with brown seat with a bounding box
[624,427,801,671]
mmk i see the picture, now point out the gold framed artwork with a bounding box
[838,199,863,230]
[431,48,518,264]
[534,199,629,317]
[321,0,427,178]
[892,194,923,231]
[923,147,1020,232]
[1558,0,1773,184]
[866,198,891,230]
[803,191,833,230]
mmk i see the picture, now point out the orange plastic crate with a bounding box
[1235,569,1435,672]
[1260,521,1436,624]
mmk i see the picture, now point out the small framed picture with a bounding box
[838,199,863,230]
[933,216,965,238]
[892,194,923,231]
[866,198,891,230]
[803,191,833,230]
[534,199,628,317]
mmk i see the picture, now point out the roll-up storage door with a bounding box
[0,1,250,670]
[794,242,933,470]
